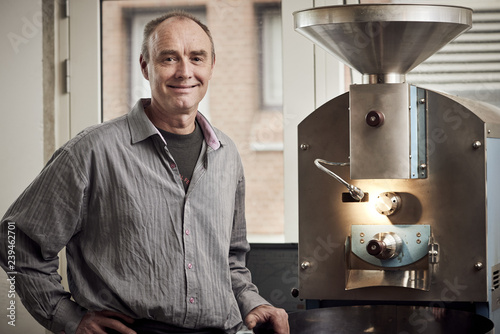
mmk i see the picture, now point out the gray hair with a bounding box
[141,11,215,64]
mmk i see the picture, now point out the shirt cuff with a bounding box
[237,290,271,319]
[50,297,87,334]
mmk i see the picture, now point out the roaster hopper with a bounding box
[293,4,500,333]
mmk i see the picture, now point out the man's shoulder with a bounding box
[211,126,239,152]
[63,115,129,152]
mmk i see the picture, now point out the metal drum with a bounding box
[289,306,494,334]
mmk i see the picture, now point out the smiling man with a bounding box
[140,14,214,135]
[0,11,288,334]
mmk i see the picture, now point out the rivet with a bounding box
[301,261,311,270]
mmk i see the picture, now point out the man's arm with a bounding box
[0,148,87,333]
[229,176,268,313]
[0,223,86,332]
[229,176,289,333]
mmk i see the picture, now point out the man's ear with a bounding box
[139,54,149,80]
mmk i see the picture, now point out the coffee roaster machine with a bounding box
[290,4,500,333]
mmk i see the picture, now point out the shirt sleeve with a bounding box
[0,147,88,333]
[229,175,270,319]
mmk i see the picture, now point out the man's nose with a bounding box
[175,59,192,78]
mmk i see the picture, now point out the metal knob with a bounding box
[366,232,403,260]
[365,110,385,127]
[367,240,385,256]
[375,192,401,216]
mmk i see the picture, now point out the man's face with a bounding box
[141,18,215,116]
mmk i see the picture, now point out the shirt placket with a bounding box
[183,197,198,327]
[164,146,185,191]
[154,135,196,323]
[182,145,208,327]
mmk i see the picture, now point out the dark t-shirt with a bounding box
[158,121,204,191]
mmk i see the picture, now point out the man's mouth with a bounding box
[168,84,198,89]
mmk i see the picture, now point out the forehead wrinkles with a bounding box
[149,18,212,58]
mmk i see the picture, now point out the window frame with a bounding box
[256,3,283,110]
[65,0,346,243]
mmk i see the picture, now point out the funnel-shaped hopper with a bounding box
[294,4,472,83]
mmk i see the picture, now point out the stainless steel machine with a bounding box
[292,4,500,333]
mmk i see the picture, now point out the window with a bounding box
[257,4,283,109]
[102,0,284,241]
[407,5,500,108]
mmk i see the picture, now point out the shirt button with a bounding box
[185,229,190,235]
[187,263,193,269]
[189,297,195,304]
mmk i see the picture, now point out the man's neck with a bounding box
[145,102,197,135]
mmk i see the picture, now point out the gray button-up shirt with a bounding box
[0,99,268,334]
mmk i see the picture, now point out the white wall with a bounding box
[0,0,47,332]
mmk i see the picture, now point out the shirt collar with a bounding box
[128,98,222,150]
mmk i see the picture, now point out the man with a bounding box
[0,11,289,334]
